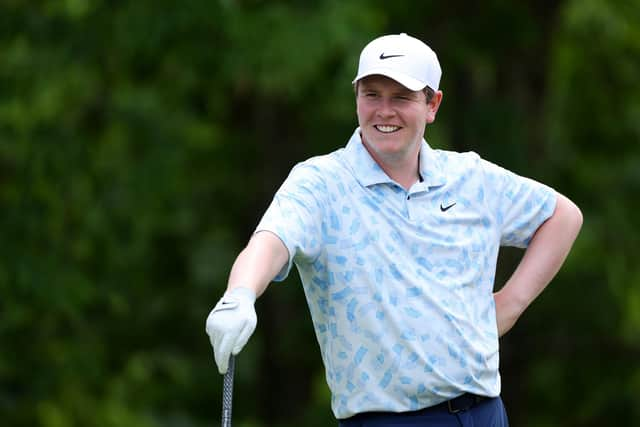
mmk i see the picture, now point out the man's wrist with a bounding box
[225,286,257,303]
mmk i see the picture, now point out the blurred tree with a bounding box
[1,0,638,426]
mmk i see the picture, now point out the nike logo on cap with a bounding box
[379,53,404,60]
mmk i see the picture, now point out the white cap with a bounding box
[352,33,442,91]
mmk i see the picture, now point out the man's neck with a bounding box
[361,141,421,190]
[379,161,421,190]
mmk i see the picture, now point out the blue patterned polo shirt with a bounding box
[255,128,556,419]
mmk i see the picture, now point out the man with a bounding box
[206,33,583,426]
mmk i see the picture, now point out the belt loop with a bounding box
[447,400,461,414]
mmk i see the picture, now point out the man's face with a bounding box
[356,75,441,164]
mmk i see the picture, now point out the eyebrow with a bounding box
[359,85,417,97]
[394,89,418,97]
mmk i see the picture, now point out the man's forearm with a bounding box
[495,193,583,336]
[227,230,290,298]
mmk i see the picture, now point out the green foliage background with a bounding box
[1,0,639,426]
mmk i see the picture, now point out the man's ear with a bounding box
[426,90,443,124]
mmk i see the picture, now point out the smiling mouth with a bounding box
[374,125,401,133]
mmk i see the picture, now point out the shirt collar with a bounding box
[342,128,447,189]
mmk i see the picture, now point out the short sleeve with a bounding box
[480,159,557,248]
[255,162,327,281]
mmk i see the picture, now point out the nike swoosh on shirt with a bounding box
[440,202,456,212]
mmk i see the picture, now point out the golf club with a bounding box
[222,355,235,427]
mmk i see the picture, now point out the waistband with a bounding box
[343,393,491,421]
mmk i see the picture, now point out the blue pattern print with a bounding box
[257,128,556,419]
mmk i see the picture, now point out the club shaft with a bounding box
[221,355,235,427]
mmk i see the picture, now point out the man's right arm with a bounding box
[226,230,290,297]
[205,231,289,374]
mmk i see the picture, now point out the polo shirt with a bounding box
[255,128,556,419]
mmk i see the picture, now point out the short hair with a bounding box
[423,86,435,104]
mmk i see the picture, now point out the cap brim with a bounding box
[352,69,427,91]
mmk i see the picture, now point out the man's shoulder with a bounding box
[431,148,483,174]
[276,148,355,204]
[433,147,481,162]
[291,148,350,179]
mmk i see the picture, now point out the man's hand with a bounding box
[206,287,257,374]
[494,289,522,337]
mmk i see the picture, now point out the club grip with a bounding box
[221,355,235,427]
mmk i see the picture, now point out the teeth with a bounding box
[376,125,400,133]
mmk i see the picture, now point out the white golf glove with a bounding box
[205,287,257,374]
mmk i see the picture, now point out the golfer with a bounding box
[206,33,583,426]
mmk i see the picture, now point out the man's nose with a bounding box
[376,97,396,117]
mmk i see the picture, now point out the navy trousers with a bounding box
[338,396,509,427]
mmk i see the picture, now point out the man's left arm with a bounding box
[494,192,583,337]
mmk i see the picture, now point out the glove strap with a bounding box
[212,287,256,313]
